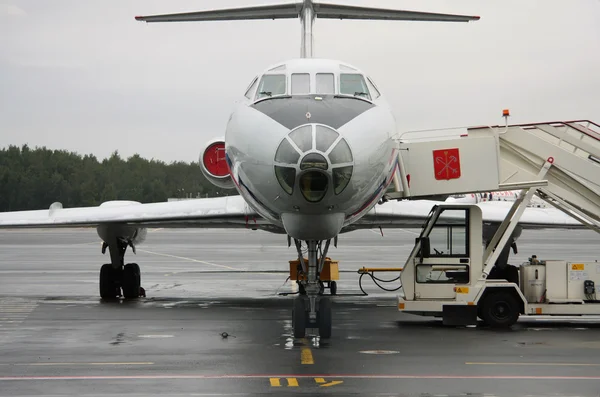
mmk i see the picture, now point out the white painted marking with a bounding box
[137,248,237,270]
[359,350,400,355]
[138,334,174,339]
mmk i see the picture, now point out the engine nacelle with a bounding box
[200,138,235,189]
[96,201,147,245]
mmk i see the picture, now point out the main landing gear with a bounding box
[99,238,144,300]
[291,239,333,339]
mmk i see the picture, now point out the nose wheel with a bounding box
[292,296,332,339]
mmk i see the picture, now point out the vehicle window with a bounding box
[291,73,310,95]
[366,77,381,99]
[333,166,353,195]
[256,74,286,99]
[416,264,469,284]
[428,209,468,257]
[275,166,296,195]
[340,74,370,100]
[315,125,338,152]
[275,138,301,164]
[316,73,334,94]
[289,125,313,152]
[244,77,258,99]
[329,139,353,164]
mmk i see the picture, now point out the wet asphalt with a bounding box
[0,227,599,396]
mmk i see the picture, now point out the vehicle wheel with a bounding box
[318,297,332,339]
[293,297,307,338]
[479,291,520,328]
[330,281,337,296]
[100,264,119,300]
[122,263,141,299]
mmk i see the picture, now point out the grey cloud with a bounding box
[1,0,599,162]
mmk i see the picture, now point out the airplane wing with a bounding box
[0,196,281,233]
[0,196,582,232]
[347,199,585,231]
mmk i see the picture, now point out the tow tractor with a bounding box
[387,116,600,326]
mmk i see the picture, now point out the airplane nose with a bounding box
[274,124,354,202]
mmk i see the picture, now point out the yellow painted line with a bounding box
[269,378,281,387]
[466,362,600,367]
[12,362,154,366]
[315,377,325,384]
[137,249,236,270]
[301,346,314,365]
[287,378,299,387]
[320,380,343,387]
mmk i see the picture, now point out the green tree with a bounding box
[0,145,235,211]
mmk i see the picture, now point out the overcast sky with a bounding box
[1,0,599,163]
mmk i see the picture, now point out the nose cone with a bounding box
[274,124,354,204]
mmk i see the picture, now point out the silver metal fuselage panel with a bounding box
[225,59,397,240]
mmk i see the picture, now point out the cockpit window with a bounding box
[244,76,258,99]
[366,77,381,99]
[256,74,286,99]
[291,73,310,95]
[316,73,334,94]
[340,74,370,100]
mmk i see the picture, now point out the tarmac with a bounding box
[0,227,599,396]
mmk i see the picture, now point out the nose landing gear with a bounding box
[291,239,334,338]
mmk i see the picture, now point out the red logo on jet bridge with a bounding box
[433,148,461,180]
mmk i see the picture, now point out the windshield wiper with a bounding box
[258,91,272,97]
[354,91,369,98]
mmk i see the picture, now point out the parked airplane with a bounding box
[0,1,583,338]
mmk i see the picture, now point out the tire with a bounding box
[479,291,520,328]
[122,263,141,299]
[318,297,332,339]
[100,264,118,300]
[330,281,337,296]
[293,297,307,338]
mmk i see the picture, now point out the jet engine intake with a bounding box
[200,138,234,189]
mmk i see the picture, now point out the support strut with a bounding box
[292,238,333,338]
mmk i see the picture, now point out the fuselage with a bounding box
[224,58,397,240]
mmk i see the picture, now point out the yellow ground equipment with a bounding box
[290,258,339,295]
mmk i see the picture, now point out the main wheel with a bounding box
[292,297,307,338]
[100,264,119,300]
[479,291,520,328]
[122,263,141,299]
[318,297,332,339]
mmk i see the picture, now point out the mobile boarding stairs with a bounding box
[386,118,600,327]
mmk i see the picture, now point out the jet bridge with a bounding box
[387,118,600,233]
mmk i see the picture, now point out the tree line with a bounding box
[0,145,233,212]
